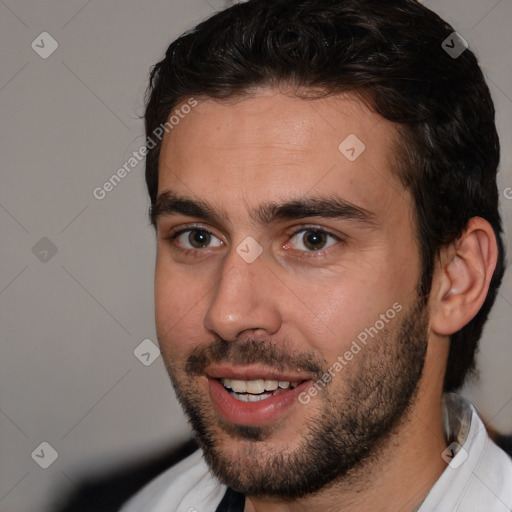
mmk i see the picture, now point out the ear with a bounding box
[429,217,498,336]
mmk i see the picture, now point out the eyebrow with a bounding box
[151,190,377,228]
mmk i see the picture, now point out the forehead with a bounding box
[157,89,408,220]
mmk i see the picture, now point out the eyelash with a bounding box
[165,225,221,259]
[164,224,344,259]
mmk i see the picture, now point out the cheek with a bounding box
[291,286,372,363]
[290,261,413,363]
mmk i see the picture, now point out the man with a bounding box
[121,0,512,510]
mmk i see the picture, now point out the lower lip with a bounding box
[208,378,311,426]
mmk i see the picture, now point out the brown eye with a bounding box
[173,228,222,250]
[188,229,211,248]
[302,230,328,250]
[289,229,338,252]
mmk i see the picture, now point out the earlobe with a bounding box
[430,217,498,336]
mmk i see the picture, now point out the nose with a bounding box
[203,247,282,341]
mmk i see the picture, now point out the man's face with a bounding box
[154,89,429,496]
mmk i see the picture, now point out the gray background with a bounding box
[0,0,511,511]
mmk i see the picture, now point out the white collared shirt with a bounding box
[120,393,512,512]
[418,393,512,511]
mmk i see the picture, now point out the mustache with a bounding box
[185,337,325,377]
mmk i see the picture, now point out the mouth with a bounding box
[220,378,302,402]
[205,366,312,426]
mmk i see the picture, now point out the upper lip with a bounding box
[205,364,313,382]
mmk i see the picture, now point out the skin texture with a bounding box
[153,88,498,512]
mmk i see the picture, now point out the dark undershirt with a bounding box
[214,487,246,512]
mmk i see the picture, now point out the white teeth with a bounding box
[246,379,265,394]
[229,379,248,393]
[247,393,270,402]
[263,379,279,391]
[221,378,294,393]
[230,392,273,402]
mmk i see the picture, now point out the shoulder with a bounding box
[119,449,226,512]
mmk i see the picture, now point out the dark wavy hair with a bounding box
[144,0,505,391]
